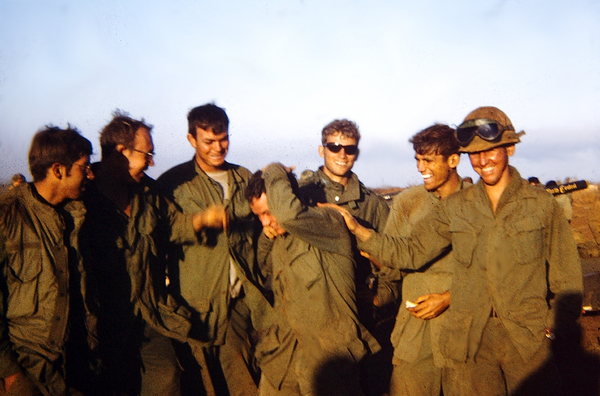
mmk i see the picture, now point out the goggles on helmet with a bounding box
[455,118,514,146]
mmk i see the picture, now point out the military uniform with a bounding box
[158,159,262,396]
[0,184,95,395]
[80,175,197,396]
[359,167,583,395]
[256,164,379,396]
[384,180,468,395]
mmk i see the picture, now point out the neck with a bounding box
[322,168,350,187]
[484,171,512,213]
[435,172,461,200]
[34,180,63,206]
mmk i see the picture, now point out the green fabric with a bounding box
[385,179,468,369]
[298,168,394,329]
[0,184,91,395]
[258,164,379,392]
[360,166,583,362]
[158,159,263,345]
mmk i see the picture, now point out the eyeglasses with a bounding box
[131,148,155,159]
[73,163,93,175]
[323,142,359,155]
[455,118,514,146]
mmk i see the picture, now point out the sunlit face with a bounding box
[249,193,286,236]
[64,155,93,200]
[415,152,458,194]
[468,145,514,187]
[318,132,358,186]
[188,127,229,172]
[123,127,154,183]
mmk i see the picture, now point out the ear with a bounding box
[50,163,63,180]
[116,144,127,154]
[187,133,198,149]
[318,145,325,159]
[447,153,460,169]
[506,144,516,157]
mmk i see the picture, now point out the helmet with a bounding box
[457,106,525,153]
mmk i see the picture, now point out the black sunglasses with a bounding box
[455,118,514,146]
[324,142,359,155]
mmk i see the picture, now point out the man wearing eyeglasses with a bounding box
[297,119,392,394]
[79,111,208,396]
[325,106,583,395]
[0,126,94,395]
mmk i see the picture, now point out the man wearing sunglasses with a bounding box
[326,106,583,395]
[298,119,393,394]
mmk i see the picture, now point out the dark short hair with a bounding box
[321,119,361,145]
[245,170,265,202]
[188,103,229,137]
[28,125,93,182]
[100,109,152,158]
[409,124,459,159]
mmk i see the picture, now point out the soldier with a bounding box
[326,106,583,395]
[247,163,379,395]
[80,111,205,395]
[0,126,94,395]
[297,119,393,394]
[158,103,261,396]
[384,124,468,395]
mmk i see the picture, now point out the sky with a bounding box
[1,0,599,188]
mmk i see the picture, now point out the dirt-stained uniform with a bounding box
[384,179,469,395]
[0,184,95,396]
[257,164,379,396]
[158,159,262,396]
[359,167,583,395]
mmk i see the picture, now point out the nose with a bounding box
[147,155,155,167]
[416,160,425,173]
[87,169,95,180]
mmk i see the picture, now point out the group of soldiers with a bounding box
[0,103,584,396]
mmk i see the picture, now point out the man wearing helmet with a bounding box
[324,106,583,395]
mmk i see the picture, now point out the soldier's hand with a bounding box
[408,291,450,320]
[193,204,228,232]
[262,225,279,240]
[317,203,372,242]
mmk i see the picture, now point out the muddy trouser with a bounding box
[443,317,557,396]
[189,296,259,396]
[140,325,181,396]
[389,328,445,396]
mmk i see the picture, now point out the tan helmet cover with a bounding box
[458,106,525,153]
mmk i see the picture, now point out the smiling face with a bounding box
[122,127,154,183]
[249,193,286,236]
[415,151,459,197]
[188,127,229,173]
[468,145,514,188]
[318,132,358,187]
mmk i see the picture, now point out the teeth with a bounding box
[422,175,432,179]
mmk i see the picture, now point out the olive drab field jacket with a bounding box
[359,167,583,363]
[0,184,95,395]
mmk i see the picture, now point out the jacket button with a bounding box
[335,196,340,202]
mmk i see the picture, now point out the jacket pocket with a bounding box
[5,243,43,318]
[439,309,473,362]
[449,219,478,268]
[507,217,543,264]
